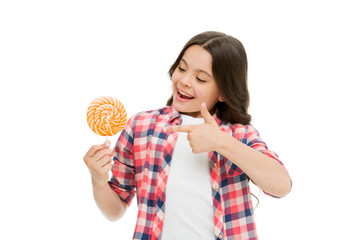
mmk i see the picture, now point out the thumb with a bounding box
[200,102,216,124]
[103,139,111,148]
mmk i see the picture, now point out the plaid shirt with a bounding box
[109,106,285,240]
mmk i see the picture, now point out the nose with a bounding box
[180,74,191,87]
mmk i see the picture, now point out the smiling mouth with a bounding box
[178,89,194,100]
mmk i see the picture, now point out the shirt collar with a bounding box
[167,105,181,123]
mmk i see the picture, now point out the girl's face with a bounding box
[171,45,223,118]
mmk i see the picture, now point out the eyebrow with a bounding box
[180,59,213,79]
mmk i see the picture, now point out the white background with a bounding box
[1,0,360,239]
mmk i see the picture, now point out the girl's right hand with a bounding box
[83,140,114,186]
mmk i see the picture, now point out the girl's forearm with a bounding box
[216,132,291,197]
[92,179,128,221]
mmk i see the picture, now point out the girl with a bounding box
[83,31,291,240]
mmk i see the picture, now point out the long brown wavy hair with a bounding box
[167,31,251,125]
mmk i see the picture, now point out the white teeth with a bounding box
[178,90,193,98]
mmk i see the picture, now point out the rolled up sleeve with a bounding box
[245,125,282,165]
[108,116,136,206]
[243,125,292,197]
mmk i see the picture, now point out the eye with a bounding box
[178,66,186,72]
[196,77,206,82]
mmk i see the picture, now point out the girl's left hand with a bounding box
[164,103,224,154]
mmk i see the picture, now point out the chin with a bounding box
[173,104,199,117]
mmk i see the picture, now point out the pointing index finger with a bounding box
[165,125,192,133]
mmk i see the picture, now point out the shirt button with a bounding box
[213,163,217,167]
[218,234,223,239]
[217,210,222,216]
[214,185,219,191]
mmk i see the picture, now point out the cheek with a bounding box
[171,71,180,85]
[193,86,206,99]
[197,86,221,103]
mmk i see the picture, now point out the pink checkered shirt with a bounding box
[109,106,286,240]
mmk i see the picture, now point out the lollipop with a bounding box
[87,96,127,137]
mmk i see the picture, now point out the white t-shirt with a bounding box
[161,114,214,239]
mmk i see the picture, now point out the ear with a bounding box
[218,95,225,102]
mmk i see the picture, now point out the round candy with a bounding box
[87,96,127,136]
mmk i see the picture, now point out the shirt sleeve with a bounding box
[108,115,136,206]
[244,125,282,164]
[241,124,292,198]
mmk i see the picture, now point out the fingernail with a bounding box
[103,141,110,148]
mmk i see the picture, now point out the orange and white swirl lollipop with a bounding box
[87,96,127,137]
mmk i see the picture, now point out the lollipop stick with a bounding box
[104,135,110,148]
[105,118,110,145]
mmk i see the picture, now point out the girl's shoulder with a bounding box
[220,121,256,132]
[131,106,173,119]
[220,122,260,141]
[127,106,177,127]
